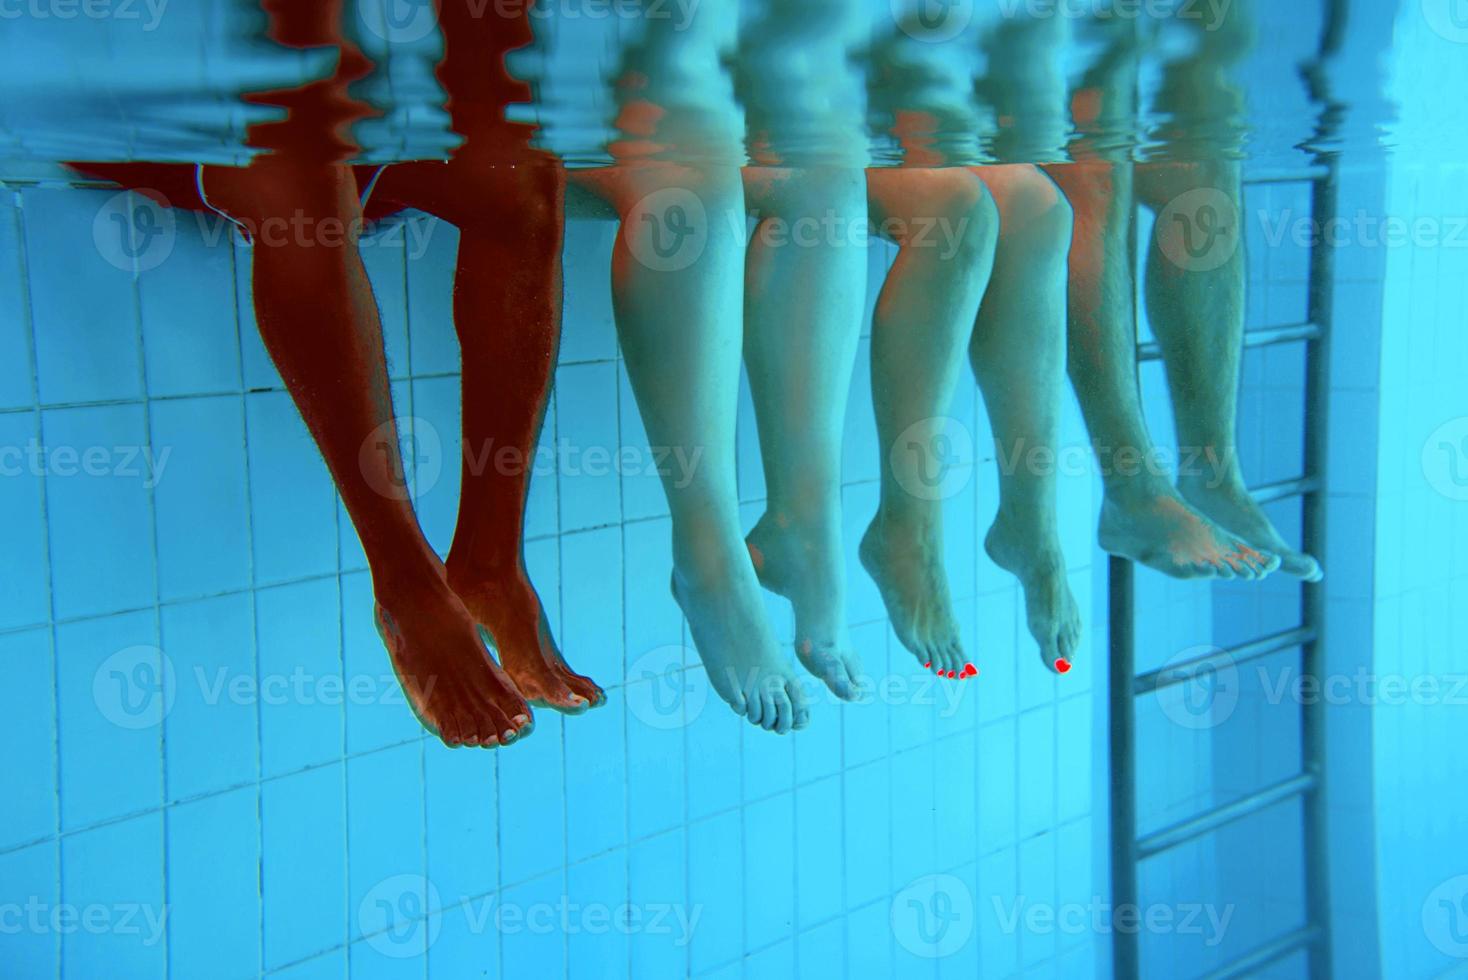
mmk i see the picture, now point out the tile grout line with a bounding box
[406,220,433,980]
[13,184,65,980]
[231,229,270,978]
[128,190,176,979]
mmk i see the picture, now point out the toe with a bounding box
[933,640,957,675]
[760,691,780,732]
[1056,631,1078,674]
[926,641,948,675]
[915,643,937,673]
[744,691,765,726]
[771,688,794,735]
[1279,549,1319,580]
[945,640,965,675]
[786,679,811,728]
[438,714,466,748]
[1038,635,1062,675]
[1184,559,1218,580]
[826,661,856,701]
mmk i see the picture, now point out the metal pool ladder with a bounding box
[1107,5,1348,973]
[1107,157,1339,980]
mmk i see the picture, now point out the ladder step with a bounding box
[1133,625,1316,697]
[1243,165,1332,184]
[1137,772,1317,859]
[1137,321,1321,362]
[1194,924,1323,980]
[1251,475,1321,504]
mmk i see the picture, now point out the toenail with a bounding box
[502,729,517,743]
[923,662,931,669]
[1055,658,1072,674]
[946,670,956,679]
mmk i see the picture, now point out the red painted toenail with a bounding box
[924,662,931,669]
[946,670,956,679]
[1055,658,1072,674]
[964,663,976,675]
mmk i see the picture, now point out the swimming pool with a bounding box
[0,2,1464,979]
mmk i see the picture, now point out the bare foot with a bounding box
[746,512,864,701]
[1178,475,1323,582]
[1097,482,1278,580]
[373,577,534,749]
[446,565,605,714]
[671,566,810,734]
[985,515,1082,675]
[859,510,965,677]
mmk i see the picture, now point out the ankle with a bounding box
[753,506,840,548]
[672,532,748,593]
[990,504,1058,548]
[371,557,448,605]
[1176,467,1246,497]
[871,499,942,539]
[987,514,1064,575]
[1102,471,1176,507]
[445,552,526,590]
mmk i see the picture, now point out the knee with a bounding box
[950,180,1001,265]
[869,168,998,265]
[1135,160,1241,211]
[991,167,1073,254]
[931,170,1000,266]
[746,166,866,218]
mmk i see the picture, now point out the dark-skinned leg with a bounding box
[371,159,606,711]
[202,157,533,749]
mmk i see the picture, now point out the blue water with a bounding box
[2,2,1467,980]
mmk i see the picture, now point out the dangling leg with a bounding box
[1137,160,1321,580]
[201,158,533,748]
[968,165,1083,676]
[1045,161,1275,580]
[741,166,867,701]
[374,160,608,711]
[861,167,998,679]
[576,162,810,733]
